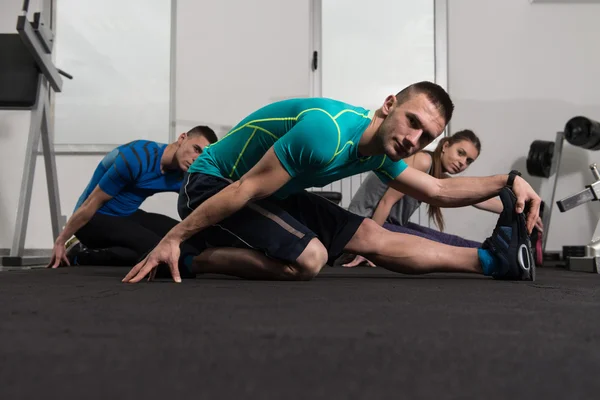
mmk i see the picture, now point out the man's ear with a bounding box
[381,95,397,117]
[177,132,187,143]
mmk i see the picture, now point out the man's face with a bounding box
[175,133,211,171]
[377,93,447,161]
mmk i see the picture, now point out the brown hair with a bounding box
[395,81,455,125]
[424,129,481,231]
[187,125,218,144]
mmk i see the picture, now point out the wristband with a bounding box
[507,170,521,188]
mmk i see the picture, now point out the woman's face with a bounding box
[440,140,480,174]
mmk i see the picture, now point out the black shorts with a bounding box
[177,173,364,265]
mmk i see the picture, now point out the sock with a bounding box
[183,254,195,269]
[478,248,499,276]
[177,253,197,278]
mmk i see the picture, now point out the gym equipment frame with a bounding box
[1,0,71,266]
[532,118,600,273]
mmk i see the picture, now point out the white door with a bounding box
[175,0,313,139]
[313,0,448,226]
[54,0,172,151]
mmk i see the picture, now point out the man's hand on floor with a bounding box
[47,240,70,268]
[122,237,181,283]
[342,254,376,268]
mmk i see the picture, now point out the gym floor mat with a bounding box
[1,266,599,399]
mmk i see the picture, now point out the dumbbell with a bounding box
[526,116,600,178]
[564,116,600,151]
[527,140,554,178]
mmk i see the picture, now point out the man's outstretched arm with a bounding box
[389,167,541,232]
[122,147,292,283]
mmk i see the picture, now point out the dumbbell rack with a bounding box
[555,164,600,273]
[538,132,600,273]
[1,1,70,267]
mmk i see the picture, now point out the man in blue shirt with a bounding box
[48,126,218,275]
[123,81,541,284]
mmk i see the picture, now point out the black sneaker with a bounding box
[481,187,535,281]
[65,237,86,266]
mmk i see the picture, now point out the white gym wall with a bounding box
[444,0,600,251]
[1,0,600,254]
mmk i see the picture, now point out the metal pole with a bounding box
[10,79,44,257]
[40,88,63,240]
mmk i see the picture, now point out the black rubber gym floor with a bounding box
[1,266,599,400]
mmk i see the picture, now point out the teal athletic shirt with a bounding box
[189,98,408,199]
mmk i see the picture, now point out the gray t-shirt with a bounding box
[348,164,430,226]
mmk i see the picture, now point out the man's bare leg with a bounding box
[344,219,482,275]
[190,237,328,280]
[192,247,295,280]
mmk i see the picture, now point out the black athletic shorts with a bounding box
[177,173,365,265]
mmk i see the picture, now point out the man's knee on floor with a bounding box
[292,238,328,280]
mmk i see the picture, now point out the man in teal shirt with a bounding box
[194,98,406,196]
[124,81,541,283]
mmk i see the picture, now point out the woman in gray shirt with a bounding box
[344,130,542,267]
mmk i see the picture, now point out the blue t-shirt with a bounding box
[75,140,184,216]
[189,98,408,198]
